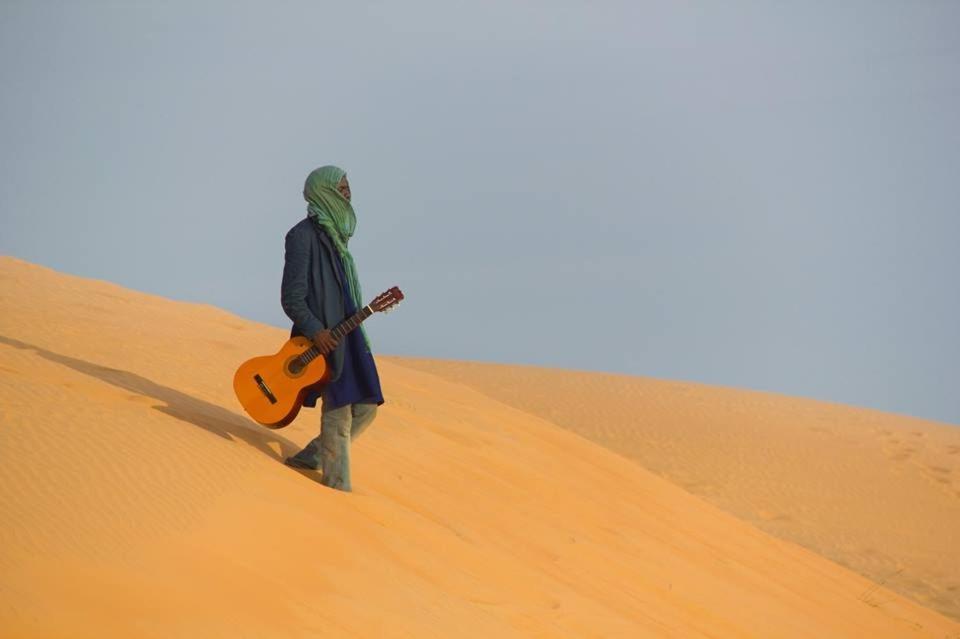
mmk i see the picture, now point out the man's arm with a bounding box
[280,227,325,338]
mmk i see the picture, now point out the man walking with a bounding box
[280,165,384,492]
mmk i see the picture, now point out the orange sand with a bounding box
[1,254,957,638]
[390,358,960,623]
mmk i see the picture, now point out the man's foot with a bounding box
[284,456,319,470]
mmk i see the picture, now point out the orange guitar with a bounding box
[233,286,404,428]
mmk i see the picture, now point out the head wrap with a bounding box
[303,165,370,350]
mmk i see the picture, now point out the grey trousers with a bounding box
[286,399,378,492]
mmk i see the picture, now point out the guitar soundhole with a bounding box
[287,358,305,376]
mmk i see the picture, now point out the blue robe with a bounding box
[312,248,385,410]
[283,218,350,390]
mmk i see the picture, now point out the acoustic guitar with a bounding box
[233,286,404,428]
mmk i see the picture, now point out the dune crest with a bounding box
[1,255,958,637]
[388,357,960,621]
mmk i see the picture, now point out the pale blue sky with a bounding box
[2,1,958,425]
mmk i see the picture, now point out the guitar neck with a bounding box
[330,305,374,341]
[294,286,401,366]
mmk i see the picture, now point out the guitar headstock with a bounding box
[370,286,404,314]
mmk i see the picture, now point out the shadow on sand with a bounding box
[0,333,320,479]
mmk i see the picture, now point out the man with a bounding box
[279,165,384,492]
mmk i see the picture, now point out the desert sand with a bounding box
[1,254,958,638]
[390,358,960,623]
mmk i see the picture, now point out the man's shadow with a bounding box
[0,333,324,483]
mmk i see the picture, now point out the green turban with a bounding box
[303,165,370,350]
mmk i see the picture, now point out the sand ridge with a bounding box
[387,357,960,621]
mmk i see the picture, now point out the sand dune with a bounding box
[388,358,960,622]
[1,254,958,638]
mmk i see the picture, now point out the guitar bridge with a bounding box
[253,374,278,404]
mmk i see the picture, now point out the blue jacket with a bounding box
[280,217,348,404]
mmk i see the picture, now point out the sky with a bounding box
[1,1,958,425]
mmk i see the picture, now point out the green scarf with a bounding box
[302,165,371,351]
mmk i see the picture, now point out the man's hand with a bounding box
[311,329,339,354]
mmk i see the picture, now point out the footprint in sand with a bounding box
[921,465,954,486]
[678,479,719,495]
[886,448,916,462]
[756,509,794,523]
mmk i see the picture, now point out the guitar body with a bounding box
[233,336,331,429]
[233,285,404,429]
